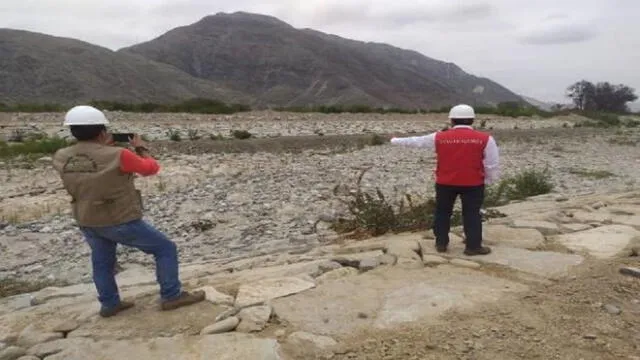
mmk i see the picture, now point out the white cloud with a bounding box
[517,14,597,45]
[2,0,640,105]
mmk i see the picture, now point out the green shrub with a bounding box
[231,130,252,140]
[368,133,387,146]
[329,167,553,237]
[329,168,465,237]
[0,136,70,158]
[484,168,554,207]
[167,129,181,141]
[187,128,201,140]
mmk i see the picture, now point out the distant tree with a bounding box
[567,80,637,113]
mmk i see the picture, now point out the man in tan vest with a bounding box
[52,105,205,317]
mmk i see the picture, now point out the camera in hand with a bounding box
[111,133,134,143]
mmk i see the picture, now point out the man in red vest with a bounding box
[390,104,499,256]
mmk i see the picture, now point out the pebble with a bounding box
[603,304,622,315]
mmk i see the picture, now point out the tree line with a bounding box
[1,81,637,115]
[566,80,637,113]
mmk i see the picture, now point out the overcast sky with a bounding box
[3,0,639,106]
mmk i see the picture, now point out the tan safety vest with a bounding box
[52,142,143,227]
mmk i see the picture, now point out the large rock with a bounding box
[27,339,93,358]
[29,284,93,306]
[200,317,240,335]
[283,331,337,359]
[0,346,26,360]
[315,267,359,284]
[482,225,546,249]
[16,325,63,348]
[272,266,528,336]
[332,250,385,268]
[236,305,273,332]
[553,225,640,258]
[235,277,316,307]
[384,238,423,269]
[461,246,584,279]
[197,286,235,306]
[43,334,282,360]
[510,220,560,235]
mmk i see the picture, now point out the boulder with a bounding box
[553,225,640,258]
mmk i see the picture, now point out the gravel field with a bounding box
[1,111,640,285]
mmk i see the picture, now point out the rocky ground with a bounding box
[1,111,640,359]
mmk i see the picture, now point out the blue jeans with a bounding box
[80,219,182,309]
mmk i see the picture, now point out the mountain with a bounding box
[0,29,247,105]
[521,96,557,111]
[2,12,525,109]
[121,12,524,109]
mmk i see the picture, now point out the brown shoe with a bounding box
[99,301,135,318]
[464,246,492,256]
[160,290,205,311]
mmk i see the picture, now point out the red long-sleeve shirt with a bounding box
[119,149,160,176]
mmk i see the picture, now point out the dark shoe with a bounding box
[161,290,205,311]
[99,301,135,318]
[464,246,492,256]
[436,244,448,253]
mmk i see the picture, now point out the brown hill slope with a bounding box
[120,12,524,109]
[0,29,247,105]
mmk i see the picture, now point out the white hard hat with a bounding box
[448,104,475,119]
[63,105,109,126]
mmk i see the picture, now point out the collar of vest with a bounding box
[451,125,473,129]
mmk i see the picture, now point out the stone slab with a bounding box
[235,277,316,307]
[461,246,585,279]
[510,220,560,235]
[316,267,359,284]
[43,334,282,360]
[482,225,546,249]
[272,266,527,337]
[553,225,640,259]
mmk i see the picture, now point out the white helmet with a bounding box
[448,104,475,119]
[63,105,109,126]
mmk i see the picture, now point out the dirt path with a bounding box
[333,258,640,360]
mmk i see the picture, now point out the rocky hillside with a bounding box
[121,12,524,109]
[1,12,525,108]
[0,29,247,105]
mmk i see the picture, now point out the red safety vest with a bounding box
[434,127,489,186]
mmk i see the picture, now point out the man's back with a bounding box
[434,127,490,186]
[53,142,143,227]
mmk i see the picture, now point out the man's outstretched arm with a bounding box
[483,136,500,185]
[390,133,436,149]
